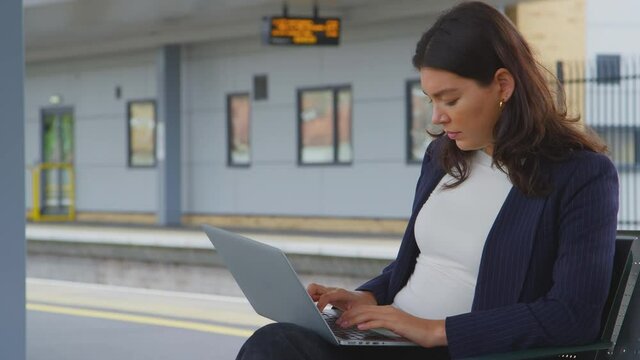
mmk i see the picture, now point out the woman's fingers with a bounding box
[306,283,328,299]
[307,285,374,312]
[316,290,343,311]
[306,283,324,295]
[338,305,395,328]
[357,320,388,331]
[308,283,340,310]
[316,288,353,311]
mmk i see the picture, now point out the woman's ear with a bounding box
[494,68,515,102]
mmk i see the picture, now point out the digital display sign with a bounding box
[262,16,341,46]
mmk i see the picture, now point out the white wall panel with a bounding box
[75,167,156,212]
[234,164,324,216]
[185,165,233,213]
[24,73,78,121]
[320,163,419,218]
[251,105,297,164]
[352,99,407,162]
[185,114,222,166]
[74,117,126,166]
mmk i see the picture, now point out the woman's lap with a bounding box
[236,323,450,360]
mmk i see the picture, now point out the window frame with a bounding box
[226,92,252,168]
[126,99,157,168]
[596,54,622,85]
[296,84,353,166]
[406,78,436,164]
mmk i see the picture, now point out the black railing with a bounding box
[556,57,640,229]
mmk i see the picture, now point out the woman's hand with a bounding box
[337,305,448,348]
[306,283,377,312]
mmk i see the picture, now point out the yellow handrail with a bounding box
[29,163,75,222]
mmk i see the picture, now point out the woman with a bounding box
[237,2,619,359]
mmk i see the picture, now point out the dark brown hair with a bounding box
[413,1,607,197]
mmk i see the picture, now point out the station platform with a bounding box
[26,222,403,297]
[26,223,400,260]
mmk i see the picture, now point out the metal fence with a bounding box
[556,57,640,230]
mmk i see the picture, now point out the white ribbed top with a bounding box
[392,150,513,319]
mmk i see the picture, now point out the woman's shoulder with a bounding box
[553,149,616,173]
[548,149,618,189]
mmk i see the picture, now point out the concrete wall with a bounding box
[26,16,435,219]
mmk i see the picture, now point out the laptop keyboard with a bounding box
[322,312,399,341]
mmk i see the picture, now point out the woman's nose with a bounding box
[431,107,449,125]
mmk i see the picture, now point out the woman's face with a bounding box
[420,67,504,155]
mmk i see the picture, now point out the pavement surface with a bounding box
[27,278,267,360]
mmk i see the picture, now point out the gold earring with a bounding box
[499,100,504,109]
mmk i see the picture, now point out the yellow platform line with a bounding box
[27,303,254,338]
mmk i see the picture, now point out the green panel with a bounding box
[42,114,58,162]
[60,113,74,206]
[60,113,74,163]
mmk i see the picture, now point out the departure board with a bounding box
[263,16,341,46]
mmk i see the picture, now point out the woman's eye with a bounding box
[446,99,458,106]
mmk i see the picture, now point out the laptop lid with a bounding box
[202,225,416,346]
[202,225,338,344]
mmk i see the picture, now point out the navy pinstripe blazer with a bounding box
[356,137,619,359]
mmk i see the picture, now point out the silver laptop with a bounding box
[202,225,416,346]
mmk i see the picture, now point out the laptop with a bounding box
[202,225,416,346]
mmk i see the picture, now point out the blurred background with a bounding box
[10,0,640,358]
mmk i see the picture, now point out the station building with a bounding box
[24,0,640,231]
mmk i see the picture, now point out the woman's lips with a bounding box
[447,131,461,140]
